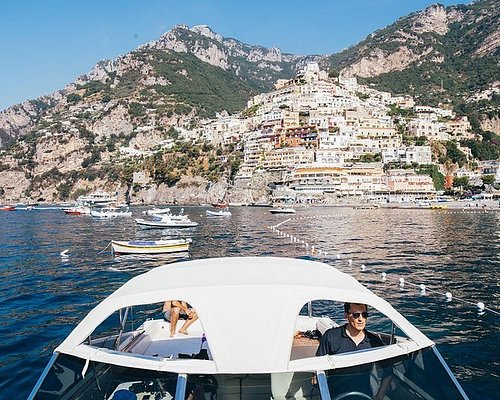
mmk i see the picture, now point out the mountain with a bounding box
[0,0,497,202]
[327,0,499,117]
[1,1,498,148]
[0,24,319,148]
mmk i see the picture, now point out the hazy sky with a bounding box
[0,0,467,111]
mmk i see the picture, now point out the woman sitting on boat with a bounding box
[163,300,198,337]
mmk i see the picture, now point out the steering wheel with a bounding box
[331,391,372,400]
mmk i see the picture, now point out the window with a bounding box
[323,347,466,400]
[33,354,178,400]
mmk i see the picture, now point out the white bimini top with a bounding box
[56,257,434,374]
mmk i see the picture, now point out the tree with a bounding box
[66,93,81,104]
[482,174,495,186]
[453,176,469,189]
[328,69,339,79]
[415,136,428,146]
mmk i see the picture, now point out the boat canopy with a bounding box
[56,257,434,373]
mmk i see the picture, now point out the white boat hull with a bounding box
[269,208,296,214]
[111,239,191,254]
[91,210,132,218]
[206,210,232,217]
[135,218,198,228]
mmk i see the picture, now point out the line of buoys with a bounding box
[267,212,499,317]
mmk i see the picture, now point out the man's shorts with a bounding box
[164,309,187,322]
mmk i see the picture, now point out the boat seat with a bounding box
[316,317,338,335]
[271,372,313,400]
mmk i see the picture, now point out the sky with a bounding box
[0,0,467,111]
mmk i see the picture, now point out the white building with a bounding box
[408,119,449,141]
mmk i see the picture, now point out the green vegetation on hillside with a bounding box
[137,50,260,117]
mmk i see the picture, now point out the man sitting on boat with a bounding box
[163,300,198,337]
[316,302,383,355]
[316,303,391,400]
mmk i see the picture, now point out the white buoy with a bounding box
[477,302,485,312]
[445,292,452,301]
[399,278,405,288]
[361,264,366,271]
[381,272,387,281]
[419,284,426,295]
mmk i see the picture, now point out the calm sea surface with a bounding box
[0,206,498,399]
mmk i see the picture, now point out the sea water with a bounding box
[0,206,498,399]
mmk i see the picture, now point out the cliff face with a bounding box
[332,2,498,78]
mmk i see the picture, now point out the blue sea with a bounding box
[0,206,498,399]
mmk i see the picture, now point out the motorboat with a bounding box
[63,203,91,215]
[206,208,232,217]
[0,204,16,211]
[212,201,229,209]
[77,190,117,205]
[269,207,296,214]
[144,207,190,222]
[28,257,469,400]
[143,207,174,216]
[135,214,198,228]
[91,206,132,219]
[111,238,192,255]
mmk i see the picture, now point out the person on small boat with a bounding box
[316,302,383,355]
[163,300,198,337]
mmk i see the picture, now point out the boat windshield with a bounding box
[322,346,467,400]
[31,353,178,400]
[31,346,466,399]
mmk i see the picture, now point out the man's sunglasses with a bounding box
[348,312,369,319]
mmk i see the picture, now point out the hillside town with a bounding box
[127,62,496,204]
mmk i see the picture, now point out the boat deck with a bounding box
[116,317,323,362]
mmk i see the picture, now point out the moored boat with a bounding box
[206,208,232,217]
[111,238,192,255]
[136,214,198,228]
[269,207,296,214]
[28,257,469,400]
[91,206,132,219]
[212,201,229,209]
[63,203,91,215]
[77,190,117,205]
[0,205,16,211]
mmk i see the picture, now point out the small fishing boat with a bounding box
[0,205,16,211]
[206,208,232,217]
[212,201,229,209]
[143,207,173,216]
[111,238,192,255]
[269,207,296,214]
[135,214,198,228]
[28,257,470,400]
[143,207,190,222]
[63,204,91,215]
[91,206,132,219]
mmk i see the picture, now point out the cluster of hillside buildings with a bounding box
[169,62,495,201]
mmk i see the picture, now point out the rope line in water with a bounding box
[268,210,499,317]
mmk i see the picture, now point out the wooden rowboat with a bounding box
[111,238,191,255]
